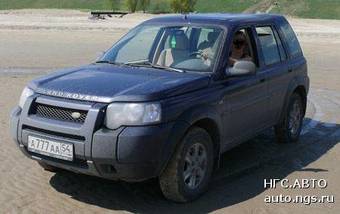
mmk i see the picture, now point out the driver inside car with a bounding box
[229,31,252,67]
[156,28,223,70]
[198,31,221,66]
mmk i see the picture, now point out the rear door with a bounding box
[254,25,290,124]
[276,20,308,118]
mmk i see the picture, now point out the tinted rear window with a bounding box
[256,26,281,65]
[279,22,302,57]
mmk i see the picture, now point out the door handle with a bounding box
[260,78,266,83]
[288,69,293,73]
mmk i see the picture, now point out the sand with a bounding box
[0,9,339,213]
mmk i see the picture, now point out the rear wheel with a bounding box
[159,127,214,202]
[38,162,59,172]
[275,93,305,144]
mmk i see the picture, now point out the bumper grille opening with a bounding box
[32,103,88,124]
[23,125,86,141]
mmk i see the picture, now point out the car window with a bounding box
[158,27,223,72]
[185,27,193,39]
[256,26,281,66]
[115,26,159,62]
[279,22,302,57]
[197,28,215,49]
[273,28,287,61]
[228,28,257,67]
[101,25,224,73]
[163,26,190,50]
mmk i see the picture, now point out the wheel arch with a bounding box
[279,76,308,123]
[158,105,223,175]
[191,118,221,160]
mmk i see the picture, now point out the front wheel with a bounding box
[275,93,305,144]
[159,127,214,202]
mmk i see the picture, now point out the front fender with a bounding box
[157,104,223,174]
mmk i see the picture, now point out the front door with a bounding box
[221,27,270,150]
[222,74,269,148]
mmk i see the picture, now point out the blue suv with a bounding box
[10,13,309,202]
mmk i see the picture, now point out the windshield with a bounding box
[100,25,224,72]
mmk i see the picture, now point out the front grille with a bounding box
[32,103,87,124]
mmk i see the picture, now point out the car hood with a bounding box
[29,64,211,103]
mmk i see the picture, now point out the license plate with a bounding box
[27,136,73,161]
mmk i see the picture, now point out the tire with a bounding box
[38,162,59,172]
[159,127,214,202]
[275,92,305,144]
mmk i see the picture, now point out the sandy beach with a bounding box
[0,9,339,213]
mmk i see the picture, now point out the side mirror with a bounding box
[225,61,256,77]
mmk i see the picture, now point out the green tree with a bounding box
[183,0,197,12]
[171,0,197,13]
[171,0,181,13]
[127,0,138,12]
[139,0,150,13]
[107,0,121,11]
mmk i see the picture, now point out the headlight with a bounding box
[104,102,161,129]
[19,87,34,109]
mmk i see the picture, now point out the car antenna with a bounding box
[183,13,188,20]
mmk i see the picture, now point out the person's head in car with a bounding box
[229,31,251,66]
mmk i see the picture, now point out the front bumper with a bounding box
[10,95,176,182]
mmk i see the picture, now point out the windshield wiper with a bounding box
[124,60,185,73]
[95,60,123,66]
[124,59,152,66]
[152,64,185,73]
